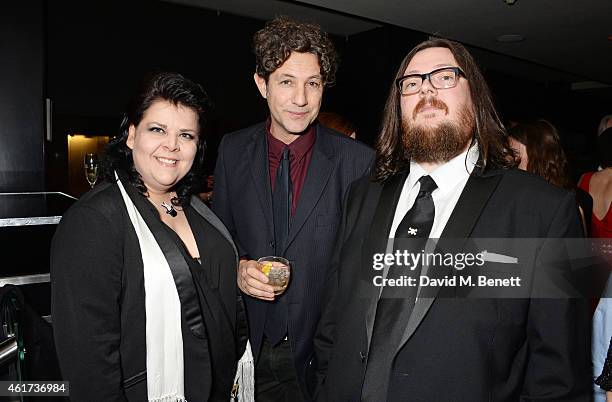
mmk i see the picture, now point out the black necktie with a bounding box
[362,175,437,401]
[265,147,292,345]
[273,147,291,254]
[394,174,437,241]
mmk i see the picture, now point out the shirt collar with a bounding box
[408,144,479,196]
[266,117,317,162]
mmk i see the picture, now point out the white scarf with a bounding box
[232,340,255,401]
[116,176,186,402]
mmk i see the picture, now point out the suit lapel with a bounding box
[396,170,503,350]
[283,126,334,252]
[364,171,409,347]
[246,126,274,238]
[190,196,240,292]
[438,170,503,239]
[190,195,239,266]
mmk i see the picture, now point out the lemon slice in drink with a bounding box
[261,262,272,276]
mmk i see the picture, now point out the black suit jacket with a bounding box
[51,181,246,401]
[312,167,592,402]
[212,122,374,394]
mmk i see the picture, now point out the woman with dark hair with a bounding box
[51,72,249,401]
[509,119,592,234]
[578,128,612,402]
[508,119,571,188]
[579,128,612,237]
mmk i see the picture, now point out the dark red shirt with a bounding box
[267,120,316,216]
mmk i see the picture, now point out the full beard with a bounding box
[401,106,475,164]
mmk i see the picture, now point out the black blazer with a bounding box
[311,168,592,402]
[212,122,373,394]
[51,181,246,401]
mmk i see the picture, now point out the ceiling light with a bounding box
[496,34,525,43]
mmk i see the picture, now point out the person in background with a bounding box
[200,174,215,205]
[317,112,356,139]
[579,128,612,238]
[596,337,612,402]
[508,119,571,187]
[579,128,612,402]
[599,114,612,136]
[51,72,247,401]
[508,119,592,235]
[212,16,373,401]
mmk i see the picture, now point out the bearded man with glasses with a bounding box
[308,38,591,402]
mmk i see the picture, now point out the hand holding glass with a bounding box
[84,153,99,188]
[257,256,291,295]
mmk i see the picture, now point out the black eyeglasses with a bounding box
[396,67,466,95]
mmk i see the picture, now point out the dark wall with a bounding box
[325,26,427,146]
[0,1,45,191]
[46,1,267,129]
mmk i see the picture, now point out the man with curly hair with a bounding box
[213,16,373,401]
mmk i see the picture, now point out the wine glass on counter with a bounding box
[84,153,99,188]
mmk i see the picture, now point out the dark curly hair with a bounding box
[253,16,338,87]
[374,38,514,183]
[100,72,209,206]
[509,119,572,189]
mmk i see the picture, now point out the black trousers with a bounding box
[255,338,305,402]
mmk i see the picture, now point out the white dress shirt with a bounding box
[389,145,479,239]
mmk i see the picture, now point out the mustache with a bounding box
[412,97,449,120]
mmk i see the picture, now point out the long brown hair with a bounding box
[509,119,572,189]
[375,38,513,182]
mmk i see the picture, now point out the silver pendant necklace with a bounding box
[161,201,178,217]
